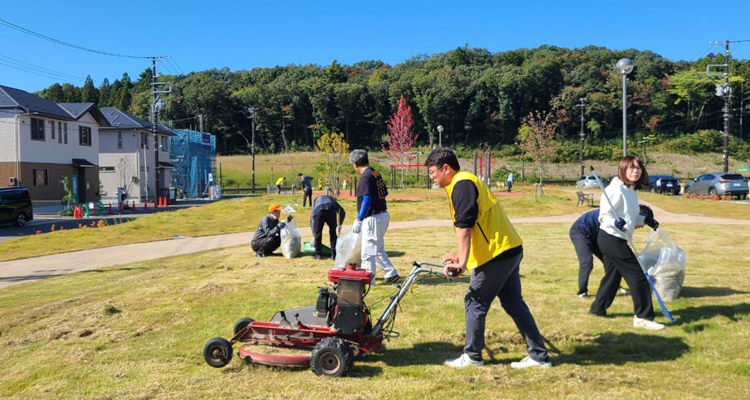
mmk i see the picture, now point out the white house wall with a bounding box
[0,111,19,162]
[17,114,100,165]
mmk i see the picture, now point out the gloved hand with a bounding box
[644,216,659,230]
[615,218,627,231]
[286,215,293,223]
[352,220,362,234]
[337,225,342,235]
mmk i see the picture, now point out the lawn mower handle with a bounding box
[369,261,451,337]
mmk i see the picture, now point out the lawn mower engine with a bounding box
[319,263,373,335]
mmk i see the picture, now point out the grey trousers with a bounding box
[464,250,549,363]
[569,224,603,295]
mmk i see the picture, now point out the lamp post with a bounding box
[576,97,588,176]
[437,125,444,148]
[248,107,256,189]
[616,58,634,156]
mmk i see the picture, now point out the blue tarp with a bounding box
[169,130,215,198]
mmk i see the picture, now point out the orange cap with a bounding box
[268,203,283,213]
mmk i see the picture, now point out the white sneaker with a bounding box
[633,317,665,330]
[444,353,484,368]
[577,292,588,299]
[619,287,630,295]
[510,356,552,369]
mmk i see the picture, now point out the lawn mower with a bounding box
[203,261,455,377]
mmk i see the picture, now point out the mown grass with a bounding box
[0,186,581,262]
[638,191,750,220]
[0,223,748,399]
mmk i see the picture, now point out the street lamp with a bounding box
[616,58,634,156]
[248,107,256,188]
[437,125,444,148]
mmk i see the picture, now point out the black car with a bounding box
[0,187,34,227]
[648,175,681,195]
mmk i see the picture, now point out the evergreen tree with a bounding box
[81,75,99,104]
[46,83,64,103]
[62,83,81,103]
[99,78,111,107]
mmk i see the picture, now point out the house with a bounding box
[0,85,110,203]
[99,107,176,203]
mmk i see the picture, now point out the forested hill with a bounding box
[35,45,750,155]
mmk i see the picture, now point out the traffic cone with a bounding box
[118,202,123,214]
[91,206,97,216]
[74,205,80,218]
[108,204,113,215]
[144,199,149,210]
[132,201,137,211]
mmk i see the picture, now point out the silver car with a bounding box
[575,174,601,189]
[684,172,749,198]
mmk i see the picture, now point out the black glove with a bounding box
[644,216,659,230]
[287,215,294,223]
[615,218,627,231]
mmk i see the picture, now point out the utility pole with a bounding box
[638,135,653,166]
[249,107,256,189]
[151,58,159,202]
[576,97,589,176]
[707,40,741,173]
[741,81,744,140]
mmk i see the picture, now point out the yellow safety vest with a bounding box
[276,177,284,185]
[445,171,523,270]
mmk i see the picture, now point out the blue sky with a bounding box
[2,0,749,92]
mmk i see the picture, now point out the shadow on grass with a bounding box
[80,267,148,274]
[679,286,748,298]
[0,273,67,283]
[547,332,689,366]
[368,341,464,368]
[672,302,750,325]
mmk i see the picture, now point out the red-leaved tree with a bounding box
[383,95,418,189]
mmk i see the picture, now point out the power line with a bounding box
[166,56,185,75]
[0,18,153,59]
[0,53,100,85]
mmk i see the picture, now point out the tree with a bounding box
[98,78,111,107]
[81,75,99,104]
[62,83,81,103]
[316,132,349,197]
[382,95,417,189]
[116,157,137,200]
[518,110,567,194]
[46,83,64,103]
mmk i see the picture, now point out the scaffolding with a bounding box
[169,130,216,198]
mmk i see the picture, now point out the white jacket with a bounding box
[598,177,645,241]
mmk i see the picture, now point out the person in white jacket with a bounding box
[589,155,663,330]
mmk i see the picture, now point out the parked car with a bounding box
[684,172,749,198]
[575,174,601,189]
[0,187,34,227]
[648,175,681,195]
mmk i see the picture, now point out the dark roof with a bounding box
[0,85,73,120]
[58,103,111,127]
[158,161,176,169]
[72,158,96,167]
[99,107,176,136]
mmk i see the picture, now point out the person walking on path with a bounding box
[425,147,551,369]
[276,177,286,193]
[589,155,663,330]
[570,206,653,298]
[507,172,514,192]
[310,195,346,260]
[298,173,314,207]
[251,203,292,257]
[349,149,399,284]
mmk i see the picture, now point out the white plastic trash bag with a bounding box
[280,218,302,259]
[282,205,296,213]
[638,229,687,301]
[334,229,362,268]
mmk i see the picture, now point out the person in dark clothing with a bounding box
[251,203,291,257]
[589,155,663,330]
[298,173,313,207]
[426,147,551,369]
[310,195,346,260]
[570,205,653,298]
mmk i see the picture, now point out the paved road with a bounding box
[1,204,748,289]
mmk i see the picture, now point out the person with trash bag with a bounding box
[251,203,292,257]
[589,155,663,330]
[310,195,346,260]
[570,205,654,298]
[298,173,314,207]
[349,149,399,284]
[425,147,551,369]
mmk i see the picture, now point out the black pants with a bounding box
[464,250,549,363]
[276,185,282,193]
[590,230,655,320]
[313,209,338,257]
[569,224,603,295]
[251,236,280,255]
[303,190,313,207]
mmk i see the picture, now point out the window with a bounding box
[117,132,123,149]
[58,122,62,143]
[79,126,92,146]
[63,123,68,144]
[100,166,115,173]
[50,121,55,140]
[32,169,48,186]
[141,132,149,149]
[31,118,45,141]
[160,135,168,152]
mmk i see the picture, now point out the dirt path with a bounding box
[1,207,747,289]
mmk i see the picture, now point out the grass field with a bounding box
[0,223,748,399]
[0,186,584,262]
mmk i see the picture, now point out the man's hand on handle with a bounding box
[442,253,465,278]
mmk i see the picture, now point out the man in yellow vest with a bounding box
[425,147,551,369]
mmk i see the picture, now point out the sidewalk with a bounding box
[2,211,748,289]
